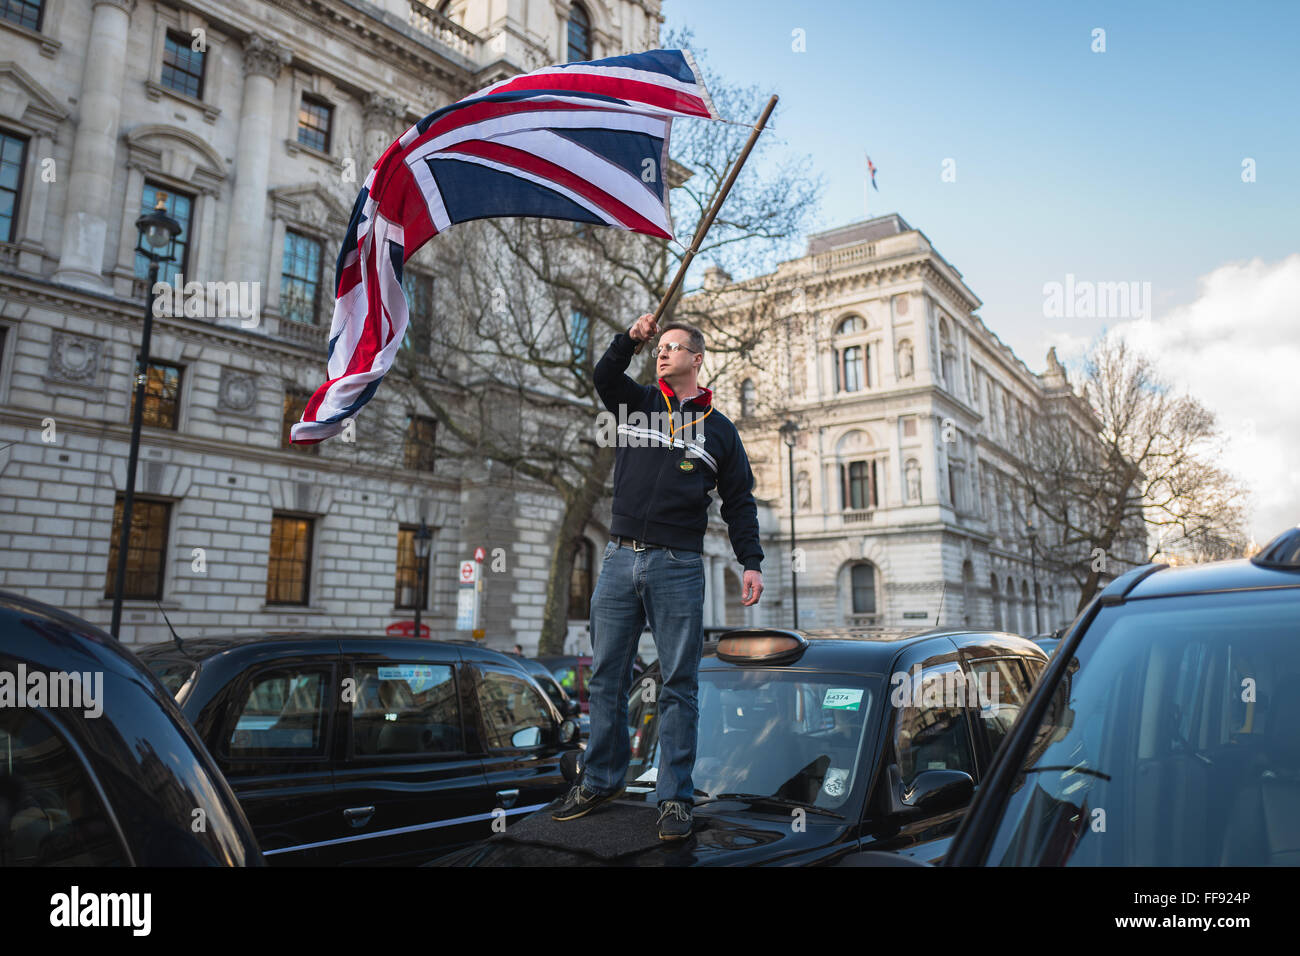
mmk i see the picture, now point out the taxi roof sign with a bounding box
[715,628,809,665]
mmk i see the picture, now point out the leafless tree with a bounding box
[1016,336,1250,610]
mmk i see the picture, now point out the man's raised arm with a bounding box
[594,313,658,413]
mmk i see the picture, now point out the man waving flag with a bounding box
[290,49,719,444]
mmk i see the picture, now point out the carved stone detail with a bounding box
[219,367,258,414]
[242,35,291,80]
[48,331,104,384]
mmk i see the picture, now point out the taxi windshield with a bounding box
[984,587,1300,866]
[626,668,881,811]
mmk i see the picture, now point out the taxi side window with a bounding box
[352,663,461,756]
[967,658,1033,760]
[894,662,977,790]
[0,708,127,866]
[480,669,551,750]
[227,667,330,758]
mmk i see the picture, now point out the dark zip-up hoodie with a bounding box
[594,332,763,572]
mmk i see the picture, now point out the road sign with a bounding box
[459,560,478,583]
[474,546,485,562]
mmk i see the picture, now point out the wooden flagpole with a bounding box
[633,93,779,355]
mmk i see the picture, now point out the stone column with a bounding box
[224,35,289,292]
[52,0,132,291]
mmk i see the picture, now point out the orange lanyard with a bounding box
[660,388,714,443]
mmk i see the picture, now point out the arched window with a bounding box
[568,538,593,619]
[961,560,974,626]
[567,3,591,62]
[740,378,756,418]
[1005,578,1017,633]
[850,563,876,617]
[990,574,1002,630]
[832,314,872,392]
[1020,579,1031,634]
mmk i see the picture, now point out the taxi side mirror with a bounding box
[903,769,974,815]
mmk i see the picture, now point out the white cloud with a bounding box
[1099,255,1300,546]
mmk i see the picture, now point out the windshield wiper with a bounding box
[1023,765,1111,781]
[705,792,844,818]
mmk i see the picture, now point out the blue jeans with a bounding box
[579,540,705,805]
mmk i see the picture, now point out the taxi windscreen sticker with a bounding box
[822,688,863,710]
[821,768,849,797]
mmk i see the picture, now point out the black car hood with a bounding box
[435,795,855,867]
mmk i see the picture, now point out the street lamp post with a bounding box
[110,195,181,639]
[413,520,432,638]
[779,419,800,629]
[1026,517,1040,633]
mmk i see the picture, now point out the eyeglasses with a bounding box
[651,342,698,359]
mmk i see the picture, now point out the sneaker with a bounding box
[551,783,624,821]
[657,800,694,840]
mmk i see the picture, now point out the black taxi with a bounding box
[135,633,580,865]
[944,525,1300,867]
[433,625,1048,866]
[0,591,263,866]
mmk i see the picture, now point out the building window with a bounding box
[740,378,756,418]
[267,513,313,605]
[904,458,921,503]
[570,310,590,364]
[0,0,42,31]
[128,360,183,429]
[833,316,869,393]
[395,524,430,610]
[901,416,917,438]
[161,30,205,99]
[404,414,437,471]
[0,130,27,244]
[297,95,333,153]
[281,387,317,453]
[841,459,878,510]
[103,496,171,599]
[850,562,876,615]
[568,538,593,619]
[401,271,433,353]
[567,3,591,61]
[281,230,322,325]
[134,183,192,289]
[990,574,1002,630]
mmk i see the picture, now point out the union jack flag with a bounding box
[290,49,719,444]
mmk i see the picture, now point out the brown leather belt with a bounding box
[611,536,663,552]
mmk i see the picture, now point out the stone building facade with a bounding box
[0,0,783,653]
[705,214,1142,634]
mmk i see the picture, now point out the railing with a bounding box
[277,316,328,349]
[813,243,875,272]
[843,510,874,524]
[408,1,483,59]
[847,614,878,627]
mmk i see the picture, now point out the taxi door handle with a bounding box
[344,805,375,828]
[496,789,519,809]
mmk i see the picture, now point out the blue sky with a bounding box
[663,0,1300,541]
